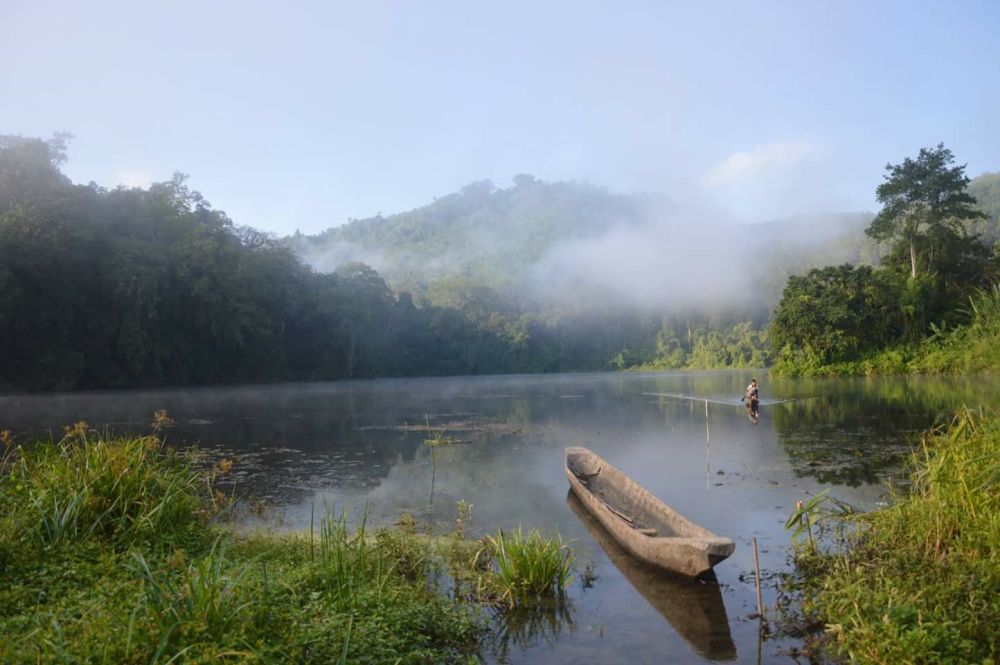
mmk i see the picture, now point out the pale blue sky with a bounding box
[2,0,998,234]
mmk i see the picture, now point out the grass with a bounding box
[788,408,1000,663]
[485,527,575,605]
[0,422,576,663]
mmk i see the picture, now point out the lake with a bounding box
[2,370,995,663]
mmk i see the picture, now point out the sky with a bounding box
[2,0,998,235]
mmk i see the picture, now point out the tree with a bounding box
[865,143,986,279]
[769,265,901,366]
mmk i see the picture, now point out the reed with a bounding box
[486,527,575,605]
[790,408,1000,663]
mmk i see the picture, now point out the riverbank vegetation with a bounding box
[0,424,575,663]
[771,145,1000,377]
[787,408,1000,663]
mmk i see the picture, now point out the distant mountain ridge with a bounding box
[288,177,652,292]
[287,173,1000,312]
[286,175,882,313]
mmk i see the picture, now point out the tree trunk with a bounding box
[910,240,917,279]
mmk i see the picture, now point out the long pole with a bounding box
[704,399,710,489]
[752,536,764,619]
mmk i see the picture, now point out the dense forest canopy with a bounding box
[0,135,773,390]
[1,135,996,390]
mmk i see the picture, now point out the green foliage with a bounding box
[866,143,986,279]
[775,283,1000,377]
[485,528,575,605]
[772,145,998,377]
[790,409,1000,663]
[770,265,902,372]
[0,430,494,663]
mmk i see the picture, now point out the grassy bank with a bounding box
[0,425,574,663]
[789,409,1000,663]
[773,286,1000,377]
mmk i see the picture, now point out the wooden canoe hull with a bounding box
[566,490,737,661]
[565,446,734,577]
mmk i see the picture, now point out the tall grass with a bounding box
[133,540,260,659]
[792,408,1000,663]
[0,428,489,663]
[310,507,407,606]
[5,428,205,551]
[486,527,575,605]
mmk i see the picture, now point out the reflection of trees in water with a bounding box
[487,598,575,664]
[771,376,1000,487]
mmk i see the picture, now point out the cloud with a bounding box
[526,203,758,312]
[703,141,814,188]
[114,170,154,188]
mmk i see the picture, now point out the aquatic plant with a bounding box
[486,527,575,605]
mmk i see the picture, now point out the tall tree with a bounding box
[865,143,986,279]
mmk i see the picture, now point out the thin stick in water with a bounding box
[705,399,711,489]
[752,536,764,620]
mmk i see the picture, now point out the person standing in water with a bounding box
[744,379,760,424]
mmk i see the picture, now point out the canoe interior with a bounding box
[566,448,716,541]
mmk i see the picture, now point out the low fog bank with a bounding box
[289,177,875,316]
[527,209,875,312]
[528,211,749,312]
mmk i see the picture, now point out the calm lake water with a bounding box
[3,370,998,663]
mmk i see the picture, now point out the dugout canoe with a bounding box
[566,490,736,660]
[564,446,734,577]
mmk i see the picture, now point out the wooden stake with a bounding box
[704,399,710,489]
[752,536,764,619]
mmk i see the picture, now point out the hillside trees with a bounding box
[865,143,986,279]
[0,136,396,389]
[770,265,901,368]
[6,135,730,390]
[773,145,994,374]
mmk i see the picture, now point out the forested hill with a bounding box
[287,177,653,293]
[286,176,879,313]
[968,172,1000,242]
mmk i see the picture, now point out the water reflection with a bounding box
[489,598,576,664]
[567,491,736,662]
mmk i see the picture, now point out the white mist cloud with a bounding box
[114,170,155,188]
[703,141,814,188]
[300,240,389,275]
[527,204,758,312]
